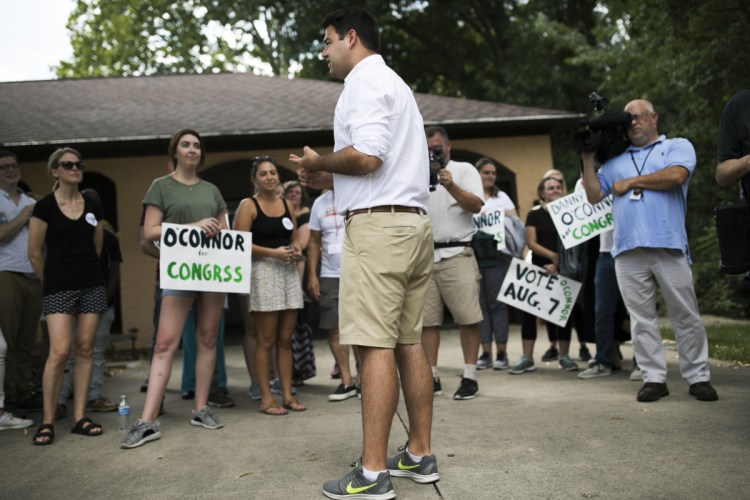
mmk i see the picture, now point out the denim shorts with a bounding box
[161,288,198,299]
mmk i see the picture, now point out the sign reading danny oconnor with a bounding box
[498,257,582,327]
[159,223,252,294]
[547,191,613,249]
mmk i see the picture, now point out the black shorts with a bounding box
[43,286,108,316]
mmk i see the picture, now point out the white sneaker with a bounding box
[630,367,643,381]
[578,363,612,379]
[0,412,33,431]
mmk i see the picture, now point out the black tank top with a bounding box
[251,197,293,249]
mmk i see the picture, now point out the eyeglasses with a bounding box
[0,162,19,170]
[252,155,275,168]
[630,112,653,123]
[57,160,86,170]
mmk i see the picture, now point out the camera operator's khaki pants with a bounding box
[615,248,710,385]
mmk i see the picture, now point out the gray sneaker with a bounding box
[577,363,612,379]
[120,419,161,449]
[559,355,579,372]
[630,366,643,381]
[493,352,509,370]
[322,465,395,499]
[509,356,536,374]
[476,351,492,370]
[248,382,261,401]
[190,406,223,430]
[387,444,440,484]
[270,378,297,396]
[0,411,33,430]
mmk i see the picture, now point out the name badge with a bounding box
[630,188,642,201]
[327,242,342,255]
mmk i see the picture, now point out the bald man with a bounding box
[580,99,717,404]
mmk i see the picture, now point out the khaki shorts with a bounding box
[422,247,483,327]
[339,211,433,348]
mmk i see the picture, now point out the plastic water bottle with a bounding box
[118,395,130,432]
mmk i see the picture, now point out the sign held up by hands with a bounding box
[498,257,582,327]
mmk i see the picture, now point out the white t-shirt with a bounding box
[0,187,36,274]
[331,55,429,213]
[481,192,515,214]
[427,160,484,262]
[308,191,345,278]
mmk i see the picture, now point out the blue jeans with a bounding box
[593,253,620,368]
[181,307,227,392]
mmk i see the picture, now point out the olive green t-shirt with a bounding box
[143,175,226,224]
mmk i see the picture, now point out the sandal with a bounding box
[259,401,288,416]
[282,399,307,412]
[33,424,55,446]
[71,417,103,436]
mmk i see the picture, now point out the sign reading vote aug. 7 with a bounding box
[159,223,252,294]
[547,191,613,249]
[498,258,582,327]
[473,208,506,251]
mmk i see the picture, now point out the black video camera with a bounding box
[573,92,632,164]
[429,146,446,191]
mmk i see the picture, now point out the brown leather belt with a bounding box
[345,205,425,220]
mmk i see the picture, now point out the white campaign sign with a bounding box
[498,257,582,327]
[159,223,252,294]
[472,208,506,251]
[547,191,614,249]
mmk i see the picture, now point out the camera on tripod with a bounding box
[429,146,446,191]
[573,92,632,164]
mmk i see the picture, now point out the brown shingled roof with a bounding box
[0,72,581,159]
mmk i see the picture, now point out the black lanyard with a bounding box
[629,143,658,176]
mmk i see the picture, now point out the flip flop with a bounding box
[33,424,55,446]
[71,417,103,436]
[259,401,288,416]
[282,399,307,412]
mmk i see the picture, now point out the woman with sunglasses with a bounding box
[121,129,228,449]
[234,156,305,415]
[28,147,107,445]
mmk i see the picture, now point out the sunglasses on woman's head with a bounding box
[58,160,85,170]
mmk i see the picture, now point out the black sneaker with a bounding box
[322,465,395,499]
[433,376,443,396]
[329,384,357,402]
[689,382,718,402]
[637,382,669,402]
[181,390,195,400]
[453,377,478,400]
[579,345,592,362]
[140,379,148,393]
[541,346,559,362]
[208,388,235,408]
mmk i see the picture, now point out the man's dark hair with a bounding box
[425,125,449,141]
[0,150,18,162]
[320,7,380,53]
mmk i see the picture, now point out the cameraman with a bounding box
[581,99,717,404]
[421,126,484,400]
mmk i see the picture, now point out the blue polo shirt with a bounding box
[597,135,696,259]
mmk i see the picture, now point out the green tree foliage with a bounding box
[57,0,750,315]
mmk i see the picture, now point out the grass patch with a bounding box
[661,324,750,364]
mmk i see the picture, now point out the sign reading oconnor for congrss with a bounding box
[473,207,506,251]
[547,191,613,249]
[159,223,252,294]
[498,258,582,327]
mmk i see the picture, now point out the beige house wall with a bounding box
[452,135,554,215]
[19,137,552,347]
